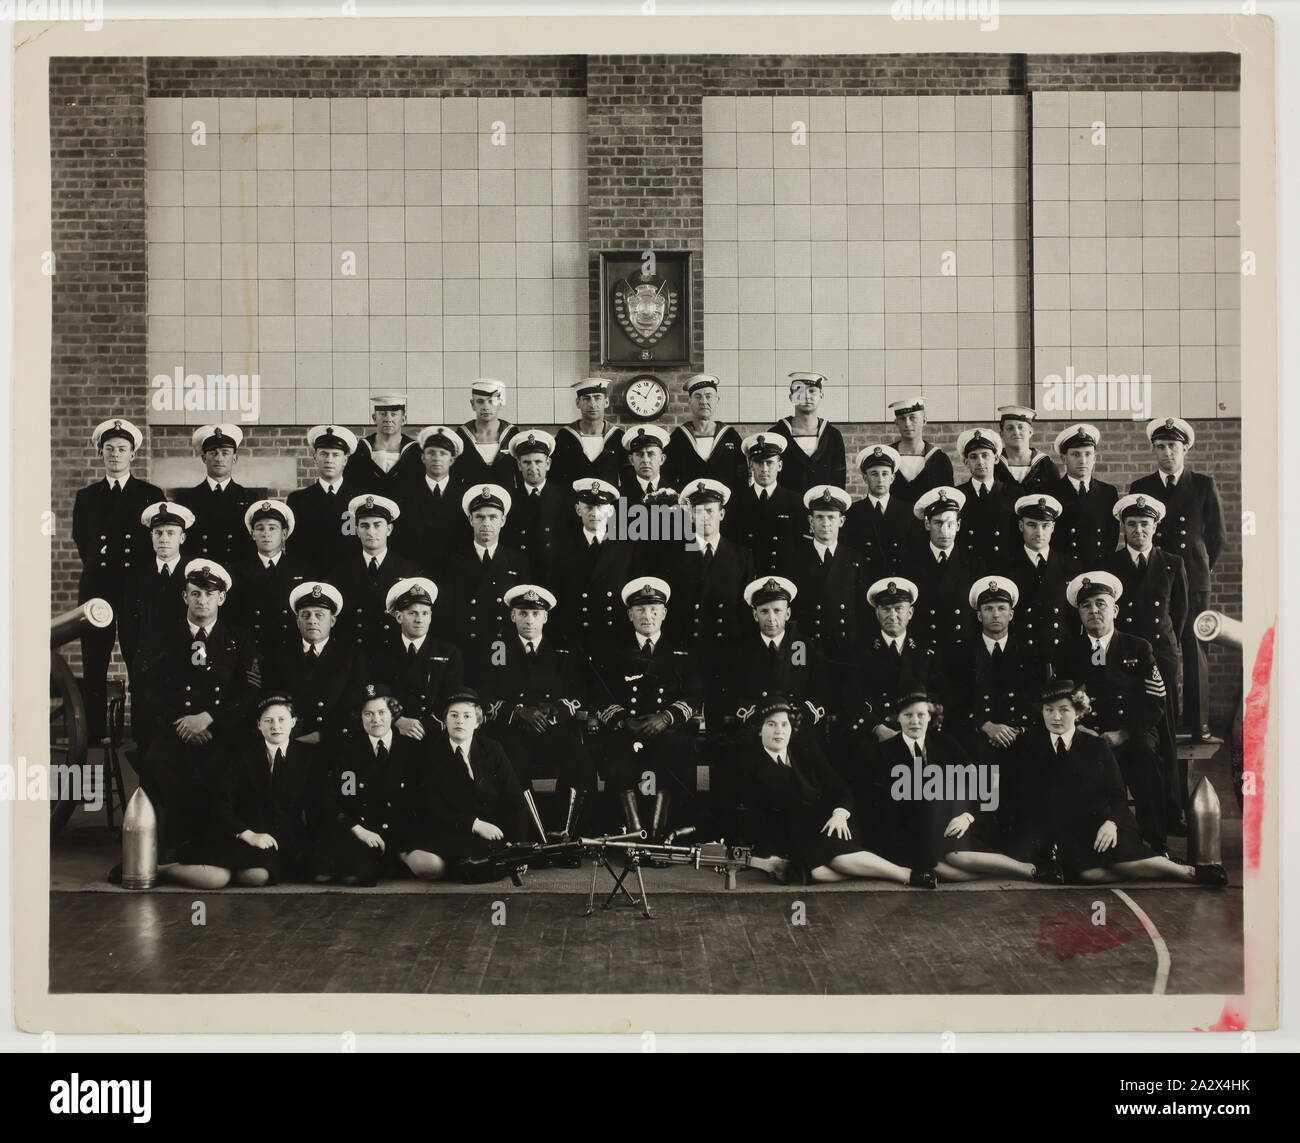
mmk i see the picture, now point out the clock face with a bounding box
[624,375,667,421]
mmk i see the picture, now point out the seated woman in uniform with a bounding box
[740,697,937,888]
[318,683,415,886]
[190,694,317,887]
[876,689,1048,884]
[1016,679,1227,887]
[399,688,529,883]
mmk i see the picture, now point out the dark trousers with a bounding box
[1182,589,1211,733]
[1114,732,1167,850]
[79,618,118,741]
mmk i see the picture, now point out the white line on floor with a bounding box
[1112,888,1171,995]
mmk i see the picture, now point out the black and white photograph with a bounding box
[6,4,1283,1049]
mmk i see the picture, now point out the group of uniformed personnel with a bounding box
[72,369,1228,888]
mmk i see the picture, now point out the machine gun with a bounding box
[455,831,756,919]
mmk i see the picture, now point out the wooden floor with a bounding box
[49,885,1242,995]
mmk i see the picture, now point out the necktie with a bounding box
[457,746,472,778]
[1054,736,1065,756]
[703,542,715,568]
[195,627,208,643]
[758,489,768,503]
[406,642,418,660]
[109,480,122,497]
[482,549,492,568]
[590,537,600,548]
[1137,553,1147,573]
[777,754,787,767]
[160,564,172,580]
[640,639,654,660]
[992,643,1004,662]
[767,639,780,657]
[325,485,335,498]
[874,500,884,517]
[430,485,441,501]
[1166,476,1176,490]
[525,640,535,656]
[976,484,985,500]
[367,557,379,580]
[821,547,830,566]
[213,482,223,496]
[1036,554,1046,571]
[938,550,947,566]
[265,557,276,572]
[530,488,540,499]
[913,741,924,763]
[892,640,902,658]
[1079,482,1088,496]
[271,748,283,774]
[305,644,318,661]
[645,483,655,496]
[376,741,389,766]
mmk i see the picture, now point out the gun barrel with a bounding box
[51,599,114,648]
[1193,610,1243,649]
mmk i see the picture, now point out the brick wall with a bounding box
[50,58,149,614]
[1024,54,1240,90]
[702,54,1025,96]
[145,56,587,98]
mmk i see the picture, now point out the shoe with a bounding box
[106,863,123,886]
[1032,858,1065,885]
[1194,863,1229,888]
[907,869,938,889]
[766,857,791,885]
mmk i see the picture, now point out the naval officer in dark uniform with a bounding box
[72,418,164,738]
[550,478,638,652]
[452,378,524,488]
[723,432,804,575]
[346,393,424,499]
[119,499,192,687]
[954,427,1018,567]
[478,584,595,839]
[330,494,420,651]
[993,405,1058,492]
[1054,571,1172,853]
[769,371,847,497]
[886,396,955,508]
[286,424,363,577]
[226,499,309,659]
[501,429,567,583]
[843,443,914,578]
[262,581,367,747]
[619,423,674,505]
[1045,423,1120,568]
[1129,416,1225,742]
[392,424,470,574]
[596,577,704,842]
[372,577,466,740]
[173,423,260,568]
[997,493,1077,658]
[904,485,984,664]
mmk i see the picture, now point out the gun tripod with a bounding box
[586,847,655,919]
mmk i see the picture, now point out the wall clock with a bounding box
[622,374,668,421]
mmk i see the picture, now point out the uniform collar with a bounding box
[638,634,659,652]
[425,474,449,493]
[187,619,214,638]
[303,637,329,653]
[1128,545,1152,566]
[206,477,230,492]
[364,548,388,567]
[157,555,180,573]
[371,731,393,754]
[473,541,498,560]
[318,477,342,493]
[1091,628,1115,652]
[930,542,952,562]
[259,553,282,569]
[869,493,889,509]
[519,633,543,652]
[1052,729,1076,752]
[813,538,836,559]
[403,633,426,653]
[1025,544,1049,562]
[586,527,608,545]
[983,633,1009,653]
[105,473,132,489]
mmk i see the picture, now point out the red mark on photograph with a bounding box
[1197,1004,1246,1032]
[1036,910,1141,962]
[1241,625,1274,873]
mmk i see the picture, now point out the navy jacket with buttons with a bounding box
[1129,470,1224,594]
[72,475,164,602]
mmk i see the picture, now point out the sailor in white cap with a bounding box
[454,378,521,486]
[503,429,565,580]
[596,577,703,843]
[73,417,165,739]
[478,584,595,840]
[118,500,196,691]
[1055,570,1173,853]
[905,487,981,663]
[288,425,365,575]
[887,396,955,507]
[226,499,309,656]
[371,577,465,742]
[724,432,803,575]
[551,479,638,645]
[843,443,911,577]
[993,405,1058,491]
[620,423,673,504]
[1105,493,1191,829]
[954,427,1017,566]
[130,555,260,883]
[440,483,531,676]
[666,373,747,495]
[769,370,847,498]
[332,494,420,650]
[1130,415,1225,743]
[347,393,423,493]
[780,485,864,669]
[174,423,259,568]
[1046,423,1120,567]
[260,581,365,747]
[1005,493,1074,654]
[551,377,623,487]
